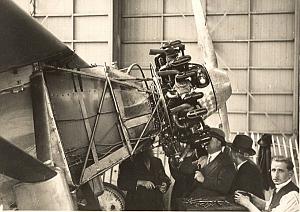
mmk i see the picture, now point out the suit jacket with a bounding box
[117,156,171,211]
[169,155,198,210]
[230,160,265,199]
[189,151,236,198]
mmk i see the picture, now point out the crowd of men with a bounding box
[117,128,299,211]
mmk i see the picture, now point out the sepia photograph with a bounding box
[0,0,299,211]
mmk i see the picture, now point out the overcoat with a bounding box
[117,156,171,211]
[230,160,265,199]
[169,155,198,210]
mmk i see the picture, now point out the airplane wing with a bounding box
[0,136,56,183]
[0,0,88,73]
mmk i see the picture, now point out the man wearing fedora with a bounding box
[228,134,265,199]
[187,128,236,198]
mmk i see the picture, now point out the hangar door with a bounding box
[119,0,299,138]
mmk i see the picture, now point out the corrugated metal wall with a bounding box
[12,0,299,138]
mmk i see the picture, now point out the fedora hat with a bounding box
[209,128,226,146]
[228,135,256,156]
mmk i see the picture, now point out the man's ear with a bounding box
[288,170,294,177]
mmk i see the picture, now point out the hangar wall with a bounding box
[14,0,113,65]
[12,0,299,138]
[118,0,299,139]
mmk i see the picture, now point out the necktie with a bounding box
[269,189,278,209]
[207,155,211,164]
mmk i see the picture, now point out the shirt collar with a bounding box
[236,160,247,170]
[208,150,221,162]
[275,178,292,192]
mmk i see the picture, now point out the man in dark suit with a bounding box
[117,149,171,211]
[228,134,265,199]
[188,128,236,198]
[168,145,206,210]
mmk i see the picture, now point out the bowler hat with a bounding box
[228,135,256,156]
[210,128,226,146]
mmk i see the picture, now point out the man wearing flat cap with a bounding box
[228,134,265,199]
[188,128,236,198]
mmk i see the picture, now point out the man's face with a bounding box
[206,137,221,154]
[271,161,292,185]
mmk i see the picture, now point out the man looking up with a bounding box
[188,128,236,198]
[234,156,299,212]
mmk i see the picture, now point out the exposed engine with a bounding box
[148,40,218,160]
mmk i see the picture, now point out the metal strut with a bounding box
[131,99,160,154]
[78,77,108,185]
[105,66,133,154]
[79,65,133,185]
[73,73,104,195]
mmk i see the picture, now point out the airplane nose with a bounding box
[209,68,232,109]
[197,68,232,119]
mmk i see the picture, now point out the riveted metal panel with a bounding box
[0,88,34,149]
[14,169,74,210]
[43,67,153,182]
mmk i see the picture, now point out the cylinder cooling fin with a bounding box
[148,40,231,159]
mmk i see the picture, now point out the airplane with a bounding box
[0,0,231,210]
